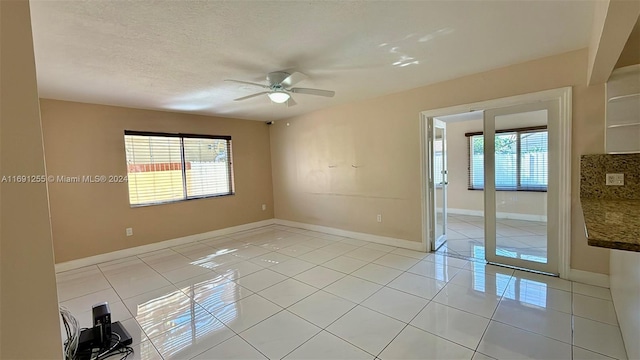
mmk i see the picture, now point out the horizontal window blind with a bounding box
[467,127,547,192]
[520,131,548,190]
[183,137,231,199]
[124,131,233,206]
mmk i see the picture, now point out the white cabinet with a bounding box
[606,64,640,154]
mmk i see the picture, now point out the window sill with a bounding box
[130,192,235,208]
[467,188,547,193]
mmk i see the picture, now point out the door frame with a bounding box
[419,87,572,279]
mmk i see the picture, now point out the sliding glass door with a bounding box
[428,118,448,251]
[484,100,559,274]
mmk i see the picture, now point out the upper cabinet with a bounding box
[606,64,640,154]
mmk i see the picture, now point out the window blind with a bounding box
[467,126,547,192]
[183,137,232,199]
[124,131,233,206]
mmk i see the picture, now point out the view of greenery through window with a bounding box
[469,130,548,191]
[124,132,233,206]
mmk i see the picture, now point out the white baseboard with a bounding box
[448,208,547,222]
[55,219,276,273]
[274,219,426,252]
[569,268,610,288]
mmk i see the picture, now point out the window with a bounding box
[467,126,547,191]
[124,131,233,206]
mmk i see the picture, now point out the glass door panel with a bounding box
[430,119,447,250]
[484,101,558,274]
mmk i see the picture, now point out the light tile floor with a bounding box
[438,214,548,264]
[56,225,627,360]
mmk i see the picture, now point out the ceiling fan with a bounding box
[225,71,335,106]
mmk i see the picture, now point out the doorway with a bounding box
[421,88,572,277]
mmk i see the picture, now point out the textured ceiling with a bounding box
[29,1,595,121]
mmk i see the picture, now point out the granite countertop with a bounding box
[581,198,640,252]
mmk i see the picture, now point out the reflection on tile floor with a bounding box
[437,214,548,264]
[56,225,626,360]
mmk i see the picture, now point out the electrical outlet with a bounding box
[126,228,133,236]
[376,214,382,223]
[606,173,624,186]
[261,204,267,211]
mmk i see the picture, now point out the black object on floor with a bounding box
[76,321,132,359]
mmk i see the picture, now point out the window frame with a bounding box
[124,130,234,207]
[466,125,548,192]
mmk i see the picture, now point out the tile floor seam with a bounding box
[117,273,227,344]
[416,297,494,323]
[480,319,574,359]
[349,286,427,325]
[571,313,623,327]
[267,323,324,360]
[318,295,399,350]
[373,322,411,359]
[142,297,219,343]
[259,281,321,309]
[321,325,383,359]
[473,274,513,353]
[56,223,625,360]
[293,267,346,290]
[57,285,112,303]
[404,322,481,354]
[94,260,166,358]
[233,304,287,335]
[317,263,366,276]
[239,270,294,294]
[300,295,358,331]
[113,255,182,297]
[192,330,270,360]
[489,316,573,346]
[349,264,409,286]
[571,290,616,302]
[571,344,623,360]
[429,287,503,321]
[277,331,319,360]
[236,308,324,359]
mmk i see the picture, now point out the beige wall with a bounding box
[271,48,611,274]
[446,118,547,218]
[0,0,62,358]
[40,100,274,263]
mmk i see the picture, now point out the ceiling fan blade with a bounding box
[233,92,269,101]
[225,79,269,89]
[290,87,335,97]
[281,72,308,87]
[286,97,297,107]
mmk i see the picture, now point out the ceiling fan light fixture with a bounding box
[268,91,290,104]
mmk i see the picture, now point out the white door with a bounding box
[428,118,448,251]
[483,100,559,274]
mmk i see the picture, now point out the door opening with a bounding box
[420,87,571,277]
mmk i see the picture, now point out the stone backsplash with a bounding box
[580,154,640,199]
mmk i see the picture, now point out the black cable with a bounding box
[93,332,121,360]
[97,345,134,360]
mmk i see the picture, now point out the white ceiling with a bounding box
[29,1,595,122]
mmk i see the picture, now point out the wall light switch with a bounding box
[126,228,133,236]
[606,173,624,186]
